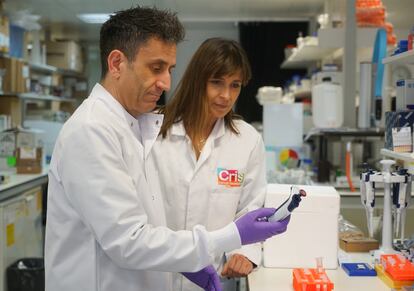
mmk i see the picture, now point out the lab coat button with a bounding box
[156,120,159,126]
[130,122,133,127]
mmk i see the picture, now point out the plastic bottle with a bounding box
[312,77,343,128]
[296,31,304,48]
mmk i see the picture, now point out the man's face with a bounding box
[206,71,242,122]
[118,38,176,116]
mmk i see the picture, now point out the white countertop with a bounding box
[0,167,49,193]
[248,253,389,291]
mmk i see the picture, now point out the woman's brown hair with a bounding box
[159,37,252,138]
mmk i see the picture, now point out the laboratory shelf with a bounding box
[29,62,83,77]
[380,148,414,162]
[304,127,383,141]
[18,92,77,102]
[29,62,58,73]
[382,49,414,66]
[281,45,337,69]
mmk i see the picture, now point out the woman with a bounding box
[150,38,267,291]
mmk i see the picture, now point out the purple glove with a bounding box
[235,208,290,245]
[182,265,223,291]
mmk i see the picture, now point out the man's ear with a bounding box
[107,50,125,79]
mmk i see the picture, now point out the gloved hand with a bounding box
[235,208,290,245]
[182,265,223,291]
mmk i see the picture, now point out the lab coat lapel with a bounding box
[138,113,164,160]
[194,119,226,174]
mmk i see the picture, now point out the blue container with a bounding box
[9,25,25,58]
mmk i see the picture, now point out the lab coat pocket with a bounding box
[207,192,241,230]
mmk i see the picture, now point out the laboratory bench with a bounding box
[0,167,49,202]
[247,253,389,291]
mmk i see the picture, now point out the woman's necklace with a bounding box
[197,138,207,153]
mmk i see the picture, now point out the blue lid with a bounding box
[342,263,377,276]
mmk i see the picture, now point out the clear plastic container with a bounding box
[312,77,343,128]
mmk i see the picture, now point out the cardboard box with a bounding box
[263,184,340,269]
[0,57,16,92]
[339,237,379,252]
[16,147,42,174]
[0,128,44,157]
[0,15,9,53]
[46,41,83,72]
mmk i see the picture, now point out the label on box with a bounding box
[392,127,412,152]
[22,65,29,78]
[20,147,37,159]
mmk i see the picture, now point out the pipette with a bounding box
[392,169,412,238]
[360,170,376,238]
[268,186,306,222]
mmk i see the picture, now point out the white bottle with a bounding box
[312,77,343,128]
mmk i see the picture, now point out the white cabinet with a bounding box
[0,187,43,291]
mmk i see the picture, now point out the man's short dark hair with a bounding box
[99,6,185,79]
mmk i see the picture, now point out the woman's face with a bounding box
[206,70,242,122]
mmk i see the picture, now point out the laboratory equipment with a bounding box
[263,184,340,269]
[371,28,387,126]
[345,142,356,192]
[268,186,306,222]
[375,263,414,290]
[358,62,373,128]
[381,254,414,281]
[292,265,334,291]
[360,160,412,257]
[392,168,412,239]
[341,263,377,276]
[360,168,377,238]
[312,77,343,128]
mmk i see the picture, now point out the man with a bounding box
[45,6,290,291]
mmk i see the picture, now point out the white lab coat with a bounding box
[44,83,242,291]
[149,118,266,291]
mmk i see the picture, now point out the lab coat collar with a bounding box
[138,113,164,159]
[170,118,226,142]
[91,83,163,159]
[91,83,137,128]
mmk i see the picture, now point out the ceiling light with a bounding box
[77,13,112,24]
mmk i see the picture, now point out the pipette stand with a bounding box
[360,160,408,261]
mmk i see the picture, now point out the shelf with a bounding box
[380,148,414,162]
[382,50,414,66]
[29,62,58,73]
[28,62,84,77]
[304,127,384,141]
[18,92,76,102]
[281,45,337,69]
[318,27,379,49]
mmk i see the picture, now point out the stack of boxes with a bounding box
[0,57,29,93]
[0,15,9,54]
[0,129,44,174]
[46,41,83,73]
